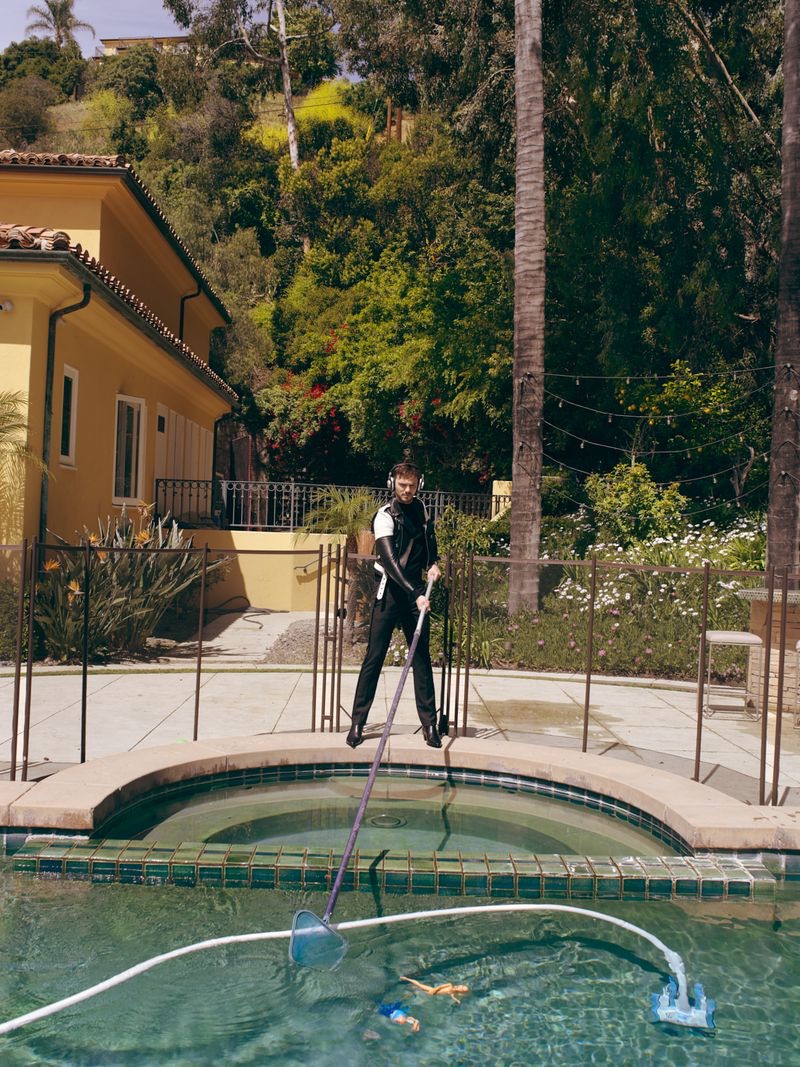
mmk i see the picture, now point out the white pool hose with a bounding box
[0,903,692,1036]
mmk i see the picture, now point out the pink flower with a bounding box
[568,640,576,649]
[645,648,653,655]
[598,649,606,657]
[537,639,545,647]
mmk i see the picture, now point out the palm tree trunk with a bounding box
[767,0,800,575]
[509,0,545,614]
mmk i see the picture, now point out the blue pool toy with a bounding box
[378,1001,420,1032]
[651,976,716,1029]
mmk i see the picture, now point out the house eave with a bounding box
[1,248,237,406]
[0,160,232,325]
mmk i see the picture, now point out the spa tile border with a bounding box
[8,838,775,901]
[88,762,695,854]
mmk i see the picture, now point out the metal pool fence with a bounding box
[1,539,798,806]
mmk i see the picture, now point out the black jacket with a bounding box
[372,497,439,600]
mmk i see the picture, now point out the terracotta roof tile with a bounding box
[0,221,237,403]
[0,223,71,250]
[0,150,229,320]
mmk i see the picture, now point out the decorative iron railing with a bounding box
[154,478,511,530]
[154,479,215,526]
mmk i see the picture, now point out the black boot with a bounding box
[346,721,365,749]
[422,723,442,749]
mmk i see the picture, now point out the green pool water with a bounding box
[0,872,797,1065]
[98,775,680,856]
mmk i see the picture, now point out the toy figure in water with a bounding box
[378,1001,420,1032]
[401,976,470,1004]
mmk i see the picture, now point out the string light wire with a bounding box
[543,419,767,457]
[554,476,770,522]
[544,363,776,381]
[544,378,774,422]
[542,450,770,488]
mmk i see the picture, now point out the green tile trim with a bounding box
[5,837,776,903]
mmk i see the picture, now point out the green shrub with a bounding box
[435,505,510,559]
[433,514,764,679]
[0,578,25,660]
[35,507,226,663]
[585,462,688,547]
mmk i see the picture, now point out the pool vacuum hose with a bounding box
[0,902,714,1036]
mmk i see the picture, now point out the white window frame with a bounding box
[59,364,79,467]
[112,394,147,505]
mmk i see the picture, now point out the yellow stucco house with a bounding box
[0,149,236,547]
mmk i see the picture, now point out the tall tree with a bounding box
[25,0,94,48]
[508,0,544,613]
[768,0,800,572]
[163,0,336,169]
[274,0,300,167]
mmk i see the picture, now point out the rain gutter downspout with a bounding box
[179,282,202,342]
[39,284,92,544]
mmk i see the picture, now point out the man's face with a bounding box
[394,473,419,503]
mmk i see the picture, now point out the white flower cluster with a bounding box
[551,514,765,624]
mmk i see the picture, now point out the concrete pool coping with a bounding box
[1,732,799,853]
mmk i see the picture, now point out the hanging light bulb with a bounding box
[559,399,564,408]
[576,378,580,385]
[580,440,585,449]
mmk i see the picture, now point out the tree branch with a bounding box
[235,8,278,64]
[202,33,278,68]
[674,1,779,157]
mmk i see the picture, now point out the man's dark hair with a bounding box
[392,462,422,482]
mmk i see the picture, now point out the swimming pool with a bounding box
[98,773,680,857]
[0,870,797,1065]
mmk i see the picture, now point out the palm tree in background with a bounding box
[25,0,95,48]
[767,0,800,575]
[508,0,545,613]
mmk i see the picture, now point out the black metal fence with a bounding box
[154,479,214,526]
[2,538,797,808]
[154,477,511,529]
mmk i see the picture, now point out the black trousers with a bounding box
[351,579,437,728]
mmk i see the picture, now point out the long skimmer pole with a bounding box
[323,575,435,923]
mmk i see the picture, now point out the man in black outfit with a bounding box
[346,461,443,749]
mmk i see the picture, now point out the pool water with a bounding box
[98,775,680,856]
[0,871,797,1065]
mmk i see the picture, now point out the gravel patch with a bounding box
[263,619,368,665]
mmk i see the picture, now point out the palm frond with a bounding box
[295,486,383,540]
